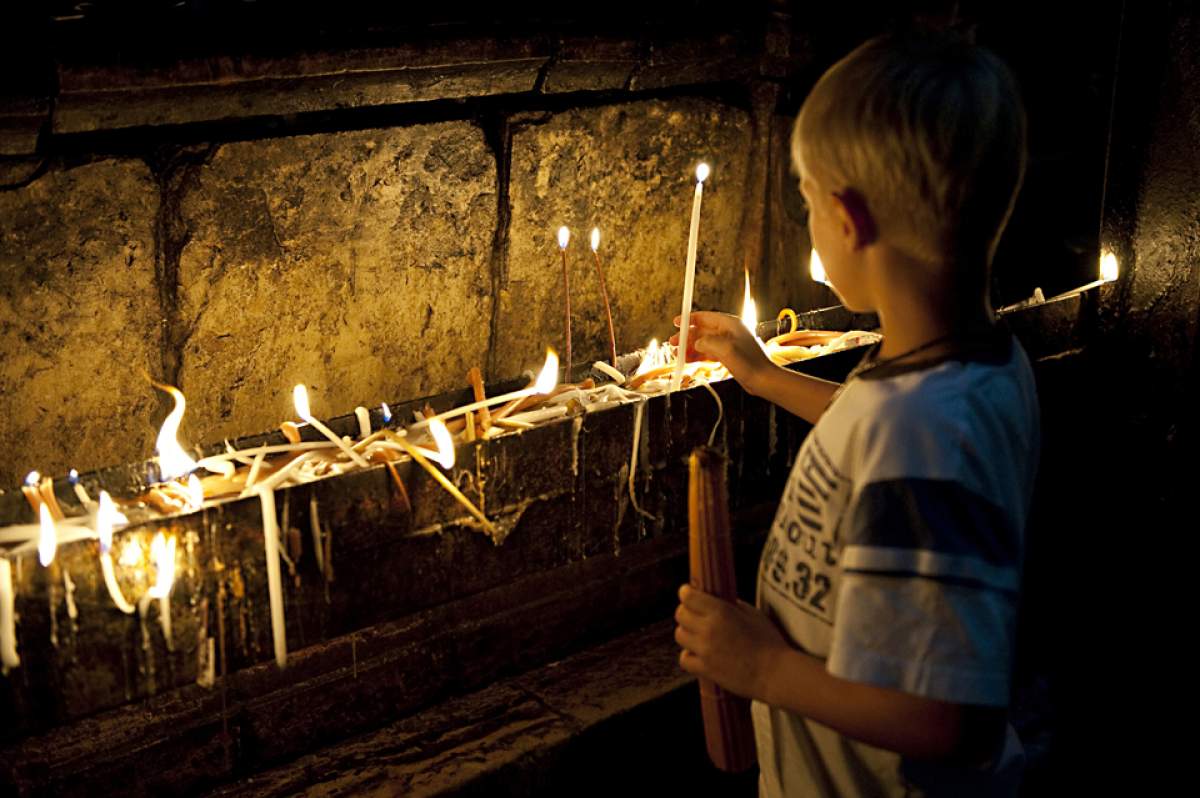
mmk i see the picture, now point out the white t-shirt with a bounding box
[754,332,1039,798]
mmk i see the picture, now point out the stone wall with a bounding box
[0,17,813,488]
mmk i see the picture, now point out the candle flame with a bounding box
[533,349,560,394]
[380,402,392,424]
[590,227,600,252]
[292,384,312,419]
[96,491,128,555]
[24,471,40,487]
[809,249,828,285]
[1100,250,1119,282]
[635,339,670,377]
[186,475,204,511]
[147,532,176,599]
[557,226,570,250]
[68,469,79,484]
[696,163,710,183]
[740,269,758,334]
[428,419,456,470]
[38,503,57,567]
[153,383,198,481]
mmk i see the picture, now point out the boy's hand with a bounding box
[670,311,772,395]
[674,584,788,701]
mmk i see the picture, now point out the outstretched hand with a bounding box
[671,311,772,395]
[674,584,789,701]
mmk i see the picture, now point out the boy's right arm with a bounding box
[673,311,841,425]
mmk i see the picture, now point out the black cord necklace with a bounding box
[830,329,989,406]
[852,331,962,379]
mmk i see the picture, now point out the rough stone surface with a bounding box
[177,123,496,444]
[501,99,754,379]
[55,61,544,134]
[0,160,160,489]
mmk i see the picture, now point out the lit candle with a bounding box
[394,420,496,537]
[740,269,758,335]
[38,504,56,567]
[0,557,19,673]
[21,471,41,516]
[258,489,287,668]
[97,491,135,614]
[590,227,619,368]
[152,382,198,481]
[412,350,558,430]
[809,248,829,286]
[558,227,574,383]
[671,162,710,392]
[380,403,393,424]
[68,469,94,509]
[292,385,370,469]
[1047,249,1121,302]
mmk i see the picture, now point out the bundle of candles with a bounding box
[0,160,882,676]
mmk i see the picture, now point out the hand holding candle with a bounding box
[671,163,710,392]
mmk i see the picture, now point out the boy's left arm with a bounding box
[674,585,1005,762]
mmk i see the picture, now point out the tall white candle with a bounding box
[0,558,19,673]
[258,489,288,668]
[671,162,710,392]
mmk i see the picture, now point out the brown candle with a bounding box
[688,446,756,773]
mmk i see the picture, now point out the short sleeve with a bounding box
[826,475,1022,707]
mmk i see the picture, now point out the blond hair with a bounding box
[793,32,1027,270]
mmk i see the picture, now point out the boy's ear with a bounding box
[831,189,878,250]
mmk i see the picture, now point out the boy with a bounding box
[672,32,1038,797]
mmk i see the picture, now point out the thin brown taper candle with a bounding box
[557,226,573,383]
[589,227,618,368]
[688,446,756,773]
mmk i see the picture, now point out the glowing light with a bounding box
[740,270,758,335]
[695,163,710,183]
[118,539,143,568]
[147,532,176,599]
[38,504,56,567]
[1100,250,1119,282]
[590,227,600,252]
[635,339,669,377]
[96,491,128,555]
[24,471,39,487]
[380,402,393,424]
[186,475,204,511]
[153,383,198,481]
[532,349,559,394]
[292,384,311,419]
[557,226,570,250]
[809,249,828,285]
[428,419,456,470]
[68,469,79,484]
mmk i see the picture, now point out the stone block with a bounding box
[0,160,160,489]
[177,123,497,445]
[56,54,546,134]
[501,98,754,380]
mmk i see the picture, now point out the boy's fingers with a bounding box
[679,648,703,675]
[674,624,701,654]
[679,583,720,613]
[674,603,702,630]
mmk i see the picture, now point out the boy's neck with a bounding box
[868,251,995,360]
